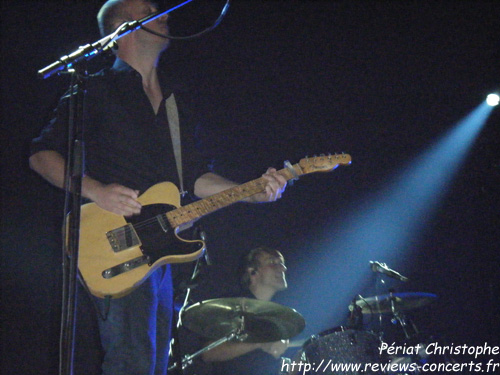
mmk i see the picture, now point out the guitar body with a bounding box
[78,182,205,299]
[75,154,351,298]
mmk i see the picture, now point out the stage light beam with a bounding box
[280,97,496,337]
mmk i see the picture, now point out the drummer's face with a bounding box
[254,252,288,292]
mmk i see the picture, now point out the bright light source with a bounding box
[486,93,499,107]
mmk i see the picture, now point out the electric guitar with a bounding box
[77,154,351,298]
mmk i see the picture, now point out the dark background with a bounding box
[2,1,499,374]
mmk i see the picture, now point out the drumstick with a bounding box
[288,339,307,348]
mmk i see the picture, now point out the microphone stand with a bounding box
[169,228,208,374]
[59,66,86,375]
[37,2,195,375]
[168,256,203,374]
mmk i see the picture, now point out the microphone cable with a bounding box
[141,0,230,40]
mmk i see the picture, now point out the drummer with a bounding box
[201,246,290,374]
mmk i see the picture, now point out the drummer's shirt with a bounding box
[209,289,293,375]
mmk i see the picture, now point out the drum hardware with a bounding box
[182,298,305,342]
[347,296,364,330]
[168,227,208,374]
[388,290,417,340]
[287,339,307,348]
[287,294,399,375]
[171,297,305,371]
[354,291,437,315]
[370,261,409,282]
[351,287,440,375]
[353,290,437,341]
[177,330,242,370]
[168,228,210,374]
[369,261,410,332]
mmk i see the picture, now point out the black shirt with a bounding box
[31,58,212,196]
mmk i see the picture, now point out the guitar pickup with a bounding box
[106,224,141,253]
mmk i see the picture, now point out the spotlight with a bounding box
[486,93,499,107]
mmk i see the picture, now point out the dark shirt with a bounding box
[31,58,212,196]
[31,58,214,375]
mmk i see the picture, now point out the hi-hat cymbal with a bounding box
[182,297,305,343]
[355,292,438,314]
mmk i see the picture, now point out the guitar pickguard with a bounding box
[100,204,204,280]
[126,203,203,264]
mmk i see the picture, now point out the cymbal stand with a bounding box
[374,273,386,337]
[389,290,420,340]
[170,316,249,371]
[169,228,208,373]
[167,257,203,374]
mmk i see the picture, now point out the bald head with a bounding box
[97,0,160,37]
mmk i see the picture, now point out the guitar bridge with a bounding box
[102,255,150,279]
[106,224,141,253]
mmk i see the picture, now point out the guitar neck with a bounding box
[166,164,303,228]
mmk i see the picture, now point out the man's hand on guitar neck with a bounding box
[247,167,287,203]
[194,168,287,203]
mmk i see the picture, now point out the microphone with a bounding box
[370,261,409,282]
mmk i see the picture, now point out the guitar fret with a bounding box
[166,178,269,227]
[166,157,351,228]
[280,168,295,181]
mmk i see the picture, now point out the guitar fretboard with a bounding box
[166,165,301,228]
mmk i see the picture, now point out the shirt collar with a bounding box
[111,58,136,74]
[110,58,173,98]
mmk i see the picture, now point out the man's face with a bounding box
[118,0,169,48]
[253,252,288,292]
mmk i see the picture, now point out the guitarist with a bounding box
[29,1,287,375]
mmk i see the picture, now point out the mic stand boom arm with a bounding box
[38,0,195,79]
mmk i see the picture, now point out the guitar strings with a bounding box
[118,177,269,233]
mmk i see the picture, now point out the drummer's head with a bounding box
[240,246,287,300]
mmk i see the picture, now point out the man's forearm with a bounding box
[29,150,67,189]
[193,172,239,199]
[29,150,103,202]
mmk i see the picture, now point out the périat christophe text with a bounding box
[280,342,499,374]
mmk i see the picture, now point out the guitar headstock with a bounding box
[298,154,352,174]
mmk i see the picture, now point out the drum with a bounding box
[302,326,381,375]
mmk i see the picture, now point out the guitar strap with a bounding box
[165,93,186,197]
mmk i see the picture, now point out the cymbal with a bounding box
[355,292,438,314]
[182,298,305,343]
